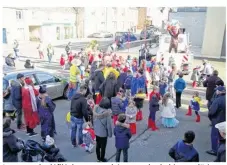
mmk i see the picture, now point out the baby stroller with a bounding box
[21,140,66,162]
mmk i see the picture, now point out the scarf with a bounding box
[25,85,37,112]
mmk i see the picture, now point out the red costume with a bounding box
[60,57,65,66]
[68,53,74,63]
[22,78,40,129]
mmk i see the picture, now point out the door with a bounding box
[35,73,62,99]
[2,28,7,44]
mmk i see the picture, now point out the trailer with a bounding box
[156,33,193,75]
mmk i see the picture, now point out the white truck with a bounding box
[156,32,193,75]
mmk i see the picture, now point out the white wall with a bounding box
[202,7,226,58]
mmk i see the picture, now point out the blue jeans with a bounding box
[70,116,84,146]
[211,126,220,152]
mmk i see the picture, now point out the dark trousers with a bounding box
[175,92,182,108]
[116,148,128,162]
[26,126,34,134]
[16,108,23,128]
[96,136,107,161]
[211,126,220,153]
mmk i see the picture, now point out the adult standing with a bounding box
[11,73,25,130]
[93,97,112,162]
[168,65,177,98]
[22,77,39,136]
[65,42,72,57]
[68,59,82,100]
[207,86,226,156]
[92,64,105,104]
[13,39,19,58]
[47,43,54,63]
[70,85,89,147]
[201,59,213,77]
[203,70,221,107]
[37,40,44,59]
[100,72,119,104]
[37,85,56,141]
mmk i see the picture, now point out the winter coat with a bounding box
[111,96,123,115]
[93,106,112,138]
[37,95,56,138]
[124,75,133,90]
[160,99,176,118]
[159,83,168,96]
[70,93,88,122]
[92,69,105,92]
[208,94,226,126]
[3,128,23,162]
[100,78,118,98]
[125,106,137,123]
[202,63,213,76]
[134,93,146,109]
[190,68,200,81]
[3,88,15,112]
[5,57,15,67]
[149,95,159,118]
[214,140,226,162]
[22,86,40,129]
[174,78,186,93]
[117,72,127,89]
[203,75,222,101]
[169,140,199,162]
[114,121,132,149]
[11,80,23,109]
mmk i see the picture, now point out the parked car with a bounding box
[3,69,69,99]
[115,32,137,43]
[87,31,113,38]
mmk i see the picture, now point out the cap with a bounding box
[17,73,24,79]
[39,85,47,94]
[215,122,226,134]
[215,86,226,92]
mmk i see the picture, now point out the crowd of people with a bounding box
[3,40,226,162]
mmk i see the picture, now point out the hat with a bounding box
[215,122,226,134]
[215,86,226,92]
[71,59,81,66]
[25,77,33,85]
[17,73,24,79]
[39,85,47,94]
[45,135,55,146]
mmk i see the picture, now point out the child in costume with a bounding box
[134,89,146,121]
[87,94,95,124]
[159,77,169,97]
[151,65,161,86]
[60,54,66,70]
[124,70,133,97]
[149,86,161,100]
[148,94,160,131]
[190,66,200,88]
[111,92,124,125]
[185,91,202,122]
[125,100,137,134]
[82,122,96,153]
[160,93,179,128]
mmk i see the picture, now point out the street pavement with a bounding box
[4,43,226,162]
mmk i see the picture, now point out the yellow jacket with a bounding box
[103,67,120,79]
[70,65,80,83]
[194,96,202,106]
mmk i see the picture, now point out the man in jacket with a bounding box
[11,73,25,130]
[5,54,15,67]
[214,121,226,162]
[174,73,186,108]
[201,59,213,77]
[70,85,89,147]
[207,86,226,156]
[3,117,24,162]
[65,42,71,57]
[203,70,222,106]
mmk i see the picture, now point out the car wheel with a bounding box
[63,86,69,99]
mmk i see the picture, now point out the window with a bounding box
[16,10,23,20]
[36,73,55,85]
[112,8,117,18]
[112,21,117,29]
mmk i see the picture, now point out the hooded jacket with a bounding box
[93,105,112,138]
[100,76,118,98]
[70,93,88,122]
[114,121,132,149]
[3,128,23,162]
[203,75,221,101]
[117,72,127,89]
[169,140,199,162]
[11,80,23,109]
[174,78,186,93]
[92,69,105,92]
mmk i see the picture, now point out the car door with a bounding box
[35,73,59,99]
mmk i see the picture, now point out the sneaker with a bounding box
[29,132,38,137]
[26,132,30,135]
[206,150,217,156]
[101,158,108,162]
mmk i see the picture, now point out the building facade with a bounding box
[2,7,76,44]
[82,7,138,37]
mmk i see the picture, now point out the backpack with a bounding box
[124,76,133,89]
